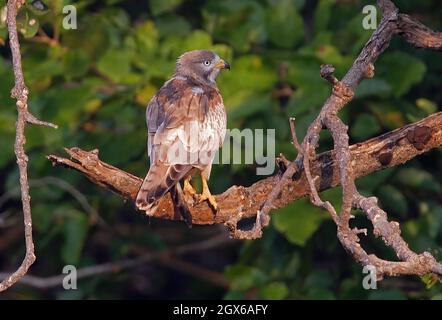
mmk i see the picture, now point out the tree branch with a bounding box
[48,111,442,225]
[0,0,57,292]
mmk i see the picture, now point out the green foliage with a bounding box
[259,281,289,300]
[61,210,89,265]
[395,168,442,194]
[225,265,267,292]
[17,9,40,38]
[377,185,408,218]
[0,0,441,300]
[266,0,304,48]
[350,113,381,140]
[149,0,183,16]
[273,199,326,246]
[379,51,427,97]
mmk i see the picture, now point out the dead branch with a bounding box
[0,0,57,292]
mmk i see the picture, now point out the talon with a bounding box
[199,192,218,210]
[183,177,197,198]
[199,174,218,210]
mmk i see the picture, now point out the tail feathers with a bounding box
[135,163,192,215]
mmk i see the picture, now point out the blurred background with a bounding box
[0,0,441,299]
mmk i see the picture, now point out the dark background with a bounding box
[0,0,441,299]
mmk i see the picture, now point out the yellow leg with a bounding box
[198,175,218,210]
[183,176,196,197]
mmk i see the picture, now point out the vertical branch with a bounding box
[0,0,57,292]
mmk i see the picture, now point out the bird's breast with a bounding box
[204,102,227,145]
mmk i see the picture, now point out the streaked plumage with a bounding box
[136,50,229,223]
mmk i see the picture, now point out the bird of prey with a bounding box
[136,50,230,224]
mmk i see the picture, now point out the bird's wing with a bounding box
[146,93,164,164]
[136,77,225,213]
[151,77,225,167]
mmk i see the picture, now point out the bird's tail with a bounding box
[135,163,191,216]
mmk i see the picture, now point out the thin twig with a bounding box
[0,0,57,292]
[0,234,232,289]
[289,117,338,223]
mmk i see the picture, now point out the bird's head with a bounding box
[175,50,230,86]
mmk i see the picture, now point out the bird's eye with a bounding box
[203,60,211,66]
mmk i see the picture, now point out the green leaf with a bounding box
[24,58,63,85]
[135,20,159,56]
[355,79,391,98]
[314,44,344,66]
[426,205,442,239]
[395,168,442,194]
[225,265,267,291]
[314,0,336,31]
[307,288,335,300]
[61,211,89,265]
[203,0,266,52]
[96,49,133,83]
[62,49,91,80]
[155,14,191,37]
[356,168,394,193]
[367,101,406,129]
[17,10,39,38]
[350,113,381,140]
[149,0,183,16]
[415,98,437,115]
[379,51,426,97]
[421,273,439,289]
[266,0,304,48]
[227,94,270,120]
[41,84,93,129]
[287,56,330,113]
[63,15,110,60]
[273,199,325,246]
[377,185,408,218]
[305,270,333,289]
[219,55,276,114]
[182,30,212,52]
[99,129,146,165]
[259,281,289,300]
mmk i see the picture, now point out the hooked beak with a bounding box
[215,59,230,70]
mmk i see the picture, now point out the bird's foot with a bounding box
[183,179,197,198]
[198,189,218,210]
